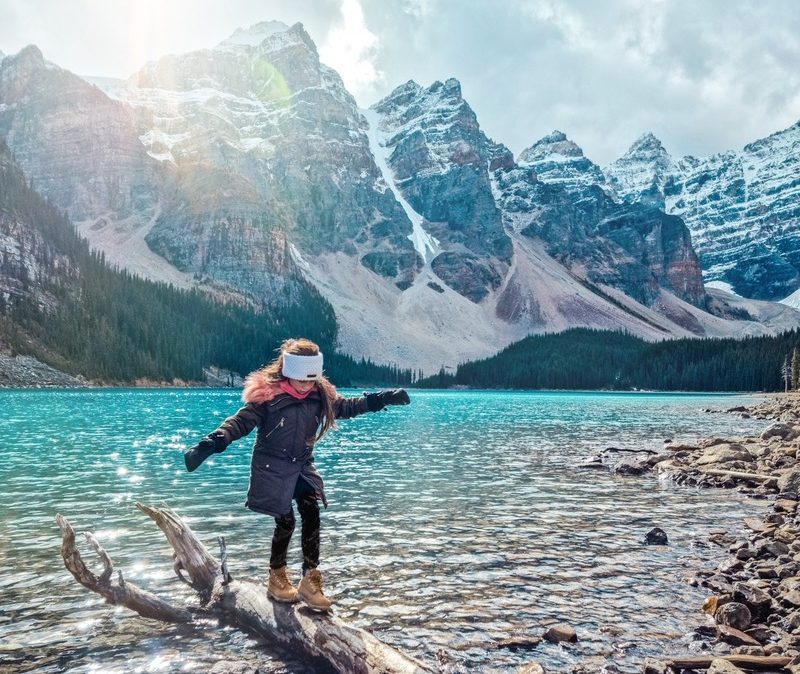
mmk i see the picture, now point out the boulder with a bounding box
[715,602,752,630]
[497,636,542,651]
[762,423,799,441]
[733,582,774,621]
[694,444,753,466]
[707,659,746,674]
[542,623,577,643]
[717,624,761,646]
[615,458,650,475]
[641,660,671,674]
[644,527,668,545]
[756,540,790,558]
[779,468,800,494]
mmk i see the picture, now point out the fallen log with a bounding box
[56,504,434,674]
[699,469,776,483]
[663,654,791,670]
[602,446,658,455]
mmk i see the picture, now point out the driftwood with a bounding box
[56,504,434,674]
[602,446,658,455]
[699,469,776,483]
[663,654,791,670]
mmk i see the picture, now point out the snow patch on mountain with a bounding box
[361,107,439,263]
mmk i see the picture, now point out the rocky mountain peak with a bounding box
[515,130,606,191]
[518,130,585,164]
[3,45,46,73]
[604,132,675,209]
[215,20,292,49]
[743,118,800,155]
[620,131,671,161]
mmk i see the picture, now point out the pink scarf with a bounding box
[279,379,314,400]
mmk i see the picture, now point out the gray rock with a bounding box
[733,582,773,620]
[694,444,753,466]
[757,540,791,558]
[542,623,578,643]
[516,662,546,674]
[641,660,670,674]
[763,423,799,441]
[716,602,752,630]
[779,468,800,494]
[644,527,669,545]
[707,658,746,674]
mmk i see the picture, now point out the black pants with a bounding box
[270,478,320,572]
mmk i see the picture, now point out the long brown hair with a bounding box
[259,338,337,442]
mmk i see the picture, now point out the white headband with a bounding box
[281,351,324,381]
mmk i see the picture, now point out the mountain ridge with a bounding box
[1,23,799,373]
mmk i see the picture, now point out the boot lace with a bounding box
[273,568,290,589]
[308,570,323,592]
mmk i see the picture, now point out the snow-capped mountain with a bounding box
[1,22,799,372]
[604,133,675,208]
[606,123,800,301]
[517,130,610,193]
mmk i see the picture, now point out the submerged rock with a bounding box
[644,527,668,545]
[542,623,577,643]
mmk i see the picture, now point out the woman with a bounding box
[183,338,410,610]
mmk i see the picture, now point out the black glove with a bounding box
[184,437,218,472]
[365,388,411,412]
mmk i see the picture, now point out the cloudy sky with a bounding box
[2,0,799,165]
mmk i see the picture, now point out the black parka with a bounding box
[206,388,369,517]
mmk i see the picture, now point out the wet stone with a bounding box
[717,624,761,646]
[641,659,670,674]
[733,583,773,620]
[496,636,542,651]
[716,602,752,630]
[542,624,578,643]
[708,658,747,674]
[644,527,669,545]
[758,540,791,558]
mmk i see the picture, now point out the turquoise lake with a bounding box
[0,389,772,673]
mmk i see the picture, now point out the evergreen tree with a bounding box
[783,355,791,393]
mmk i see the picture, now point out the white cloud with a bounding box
[319,0,383,102]
[1,0,798,164]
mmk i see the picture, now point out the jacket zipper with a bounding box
[261,417,285,471]
[264,417,285,440]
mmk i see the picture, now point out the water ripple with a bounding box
[0,389,767,672]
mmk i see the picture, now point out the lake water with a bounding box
[0,389,771,673]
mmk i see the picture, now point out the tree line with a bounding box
[0,139,411,386]
[416,328,800,392]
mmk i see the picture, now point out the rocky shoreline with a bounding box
[616,394,800,674]
[0,352,243,388]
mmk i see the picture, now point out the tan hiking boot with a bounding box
[267,566,298,603]
[297,569,332,611]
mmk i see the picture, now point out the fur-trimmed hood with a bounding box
[241,371,337,405]
[241,372,284,404]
